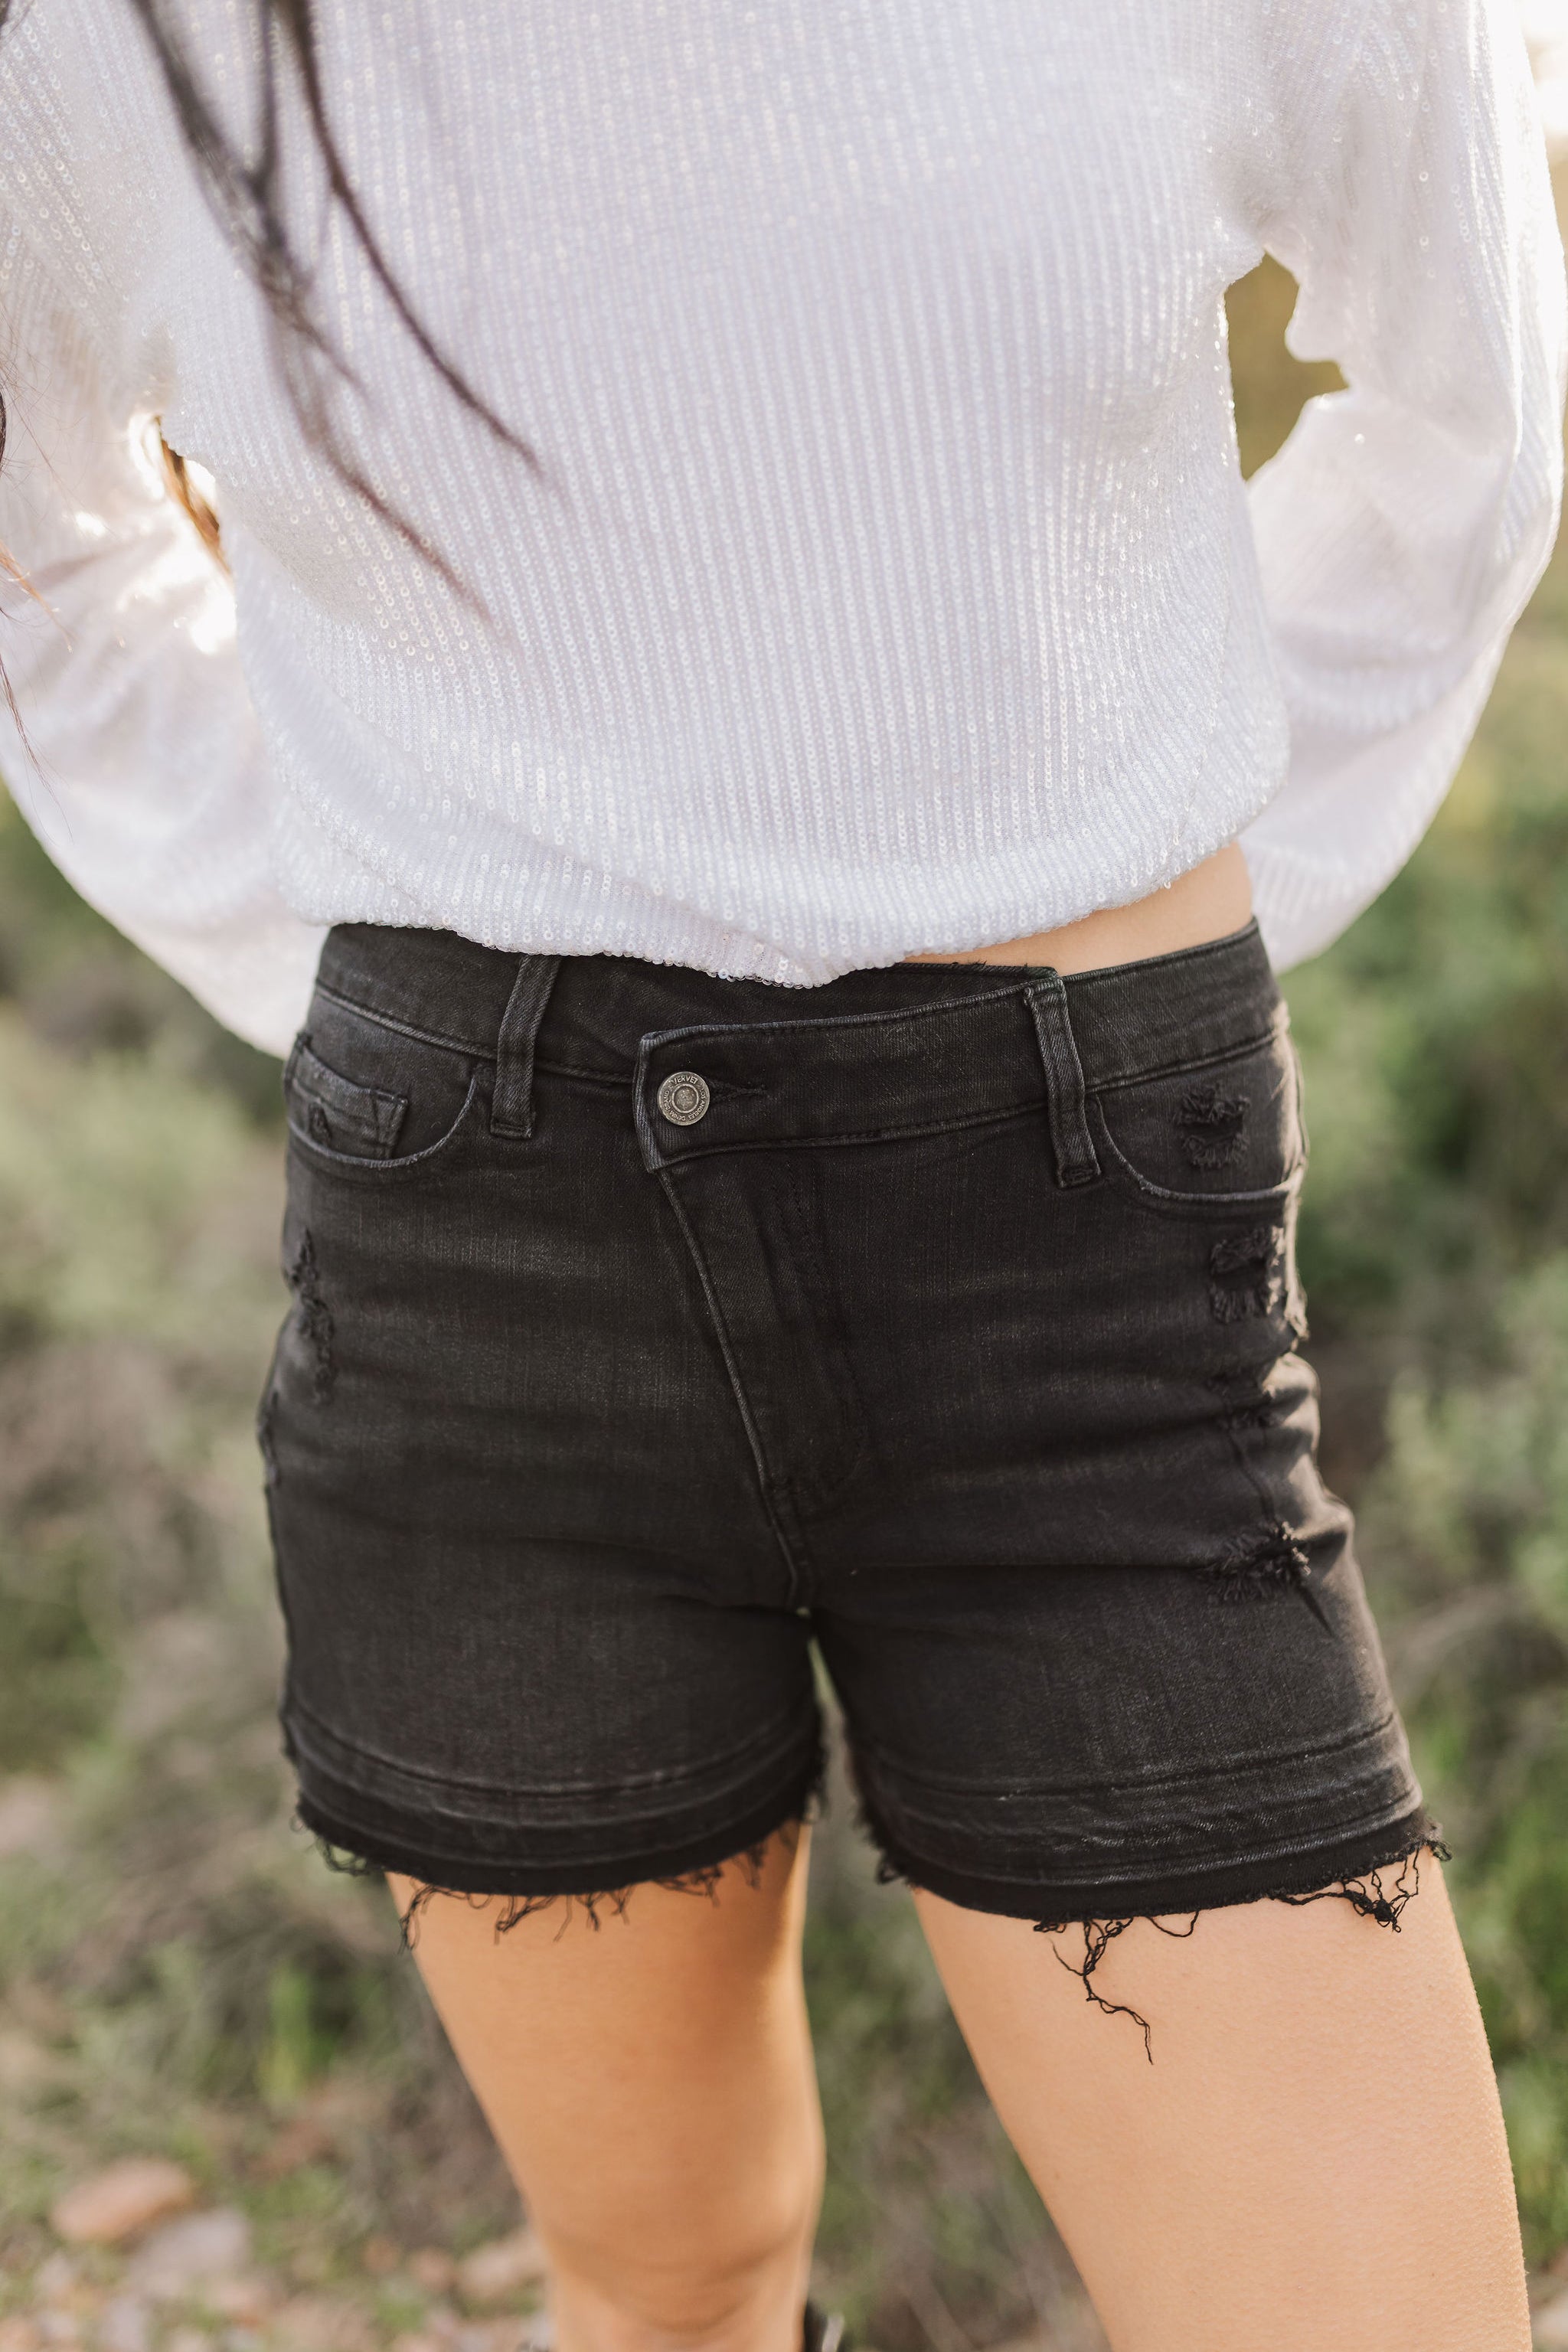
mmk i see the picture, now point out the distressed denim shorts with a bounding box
[259,918,1436,1929]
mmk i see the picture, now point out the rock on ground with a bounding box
[96,2301,152,2352]
[47,2160,195,2246]
[125,2209,252,2299]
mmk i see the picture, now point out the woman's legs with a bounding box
[394,1824,1524,2351]
[389,1828,821,2352]
[916,1860,1528,2352]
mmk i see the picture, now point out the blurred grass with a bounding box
[2,243,1567,2341]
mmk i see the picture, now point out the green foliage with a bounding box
[0,1534,117,1771]
[1225,253,1344,479]
[1353,1260,1568,2260]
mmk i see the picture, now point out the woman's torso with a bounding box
[0,0,1339,983]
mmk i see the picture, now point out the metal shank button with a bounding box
[657,1070,711,1127]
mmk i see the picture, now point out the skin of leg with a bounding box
[388,1828,822,2352]
[915,1860,1529,2352]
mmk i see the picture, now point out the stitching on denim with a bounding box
[653,1170,813,1603]
[633,1045,1289,1148]
[843,1704,1406,1808]
[287,1035,409,1155]
[642,1097,1049,1165]
[286,1687,818,1801]
[638,997,1282,1096]
[636,980,1038,1057]
[1086,1021,1285,1097]
[1090,1101,1305,1207]
[315,923,1273,1101]
[535,1054,646,1087]
[859,1795,1437,1906]
[491,953,562,1140]
[286,1070,483,1174]
[310,980,493,1060]
[303,1746,828,1946]
[1025,969,1101,1185]
[645,1071,1291,1165]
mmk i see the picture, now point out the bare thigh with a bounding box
[916,1861,1527,2352]
[389,1829,822,2352]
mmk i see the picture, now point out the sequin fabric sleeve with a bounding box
[0,235,325,1054]
[1242,0,1567,969]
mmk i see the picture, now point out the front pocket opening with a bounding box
[1090,1028,1306,1207]
[285,1035,409,1159]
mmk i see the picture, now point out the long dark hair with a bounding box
[0,0,541,592]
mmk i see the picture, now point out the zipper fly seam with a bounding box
[655,1167,812,1607]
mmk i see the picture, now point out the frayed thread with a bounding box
[285,1229,335,1404]
[1034,1910,1198,2063]
[392,1829,789,1949]
[302,1778,822,1951]
[1177,1081,1249,1171]
[1034,1832,1449,2062]
[1200,1520,1312,1605]
[1270,1835,1449,1930]
[1207,1225,1285,1324]
[1201,1367,1321,1619]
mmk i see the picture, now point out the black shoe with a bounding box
[802,2302,846,2352]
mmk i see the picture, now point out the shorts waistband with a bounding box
[312,920,1283,1168]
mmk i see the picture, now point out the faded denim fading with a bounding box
[258,919,1436,1935]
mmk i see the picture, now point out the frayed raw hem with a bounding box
[862,1804,1448,2063]
[295,1749,827,1949]
[382,1830,794,1948]
[1035,1832,1449,2063]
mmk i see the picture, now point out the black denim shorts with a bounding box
[258,919,1434,1928]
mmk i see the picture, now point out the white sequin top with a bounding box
[0,0,1562,1053]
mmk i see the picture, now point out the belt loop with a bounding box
[490,953,563,1138]
[1024,970,1102,1187]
